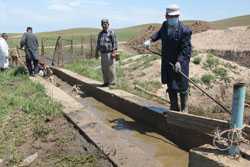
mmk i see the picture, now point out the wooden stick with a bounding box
[135,85,170,104]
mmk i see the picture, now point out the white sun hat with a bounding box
[166,4,180,16]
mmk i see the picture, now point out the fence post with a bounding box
[52,36,61,66]
[81,37,84,58]
[90,34,93,58]
[229,82,246,157]
[70,39,74,54]
[41,38,45,57]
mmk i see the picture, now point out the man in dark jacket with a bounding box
[144,4,192,112]
[20,27,39,76]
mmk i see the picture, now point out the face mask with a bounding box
[168,17,179,27]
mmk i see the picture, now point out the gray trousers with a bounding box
[101,52,116,84]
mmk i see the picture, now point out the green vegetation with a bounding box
[0,68,100,166]
[65,58,102,81]
[201,73,216,86]
[191,50,199,57]
[213,67,228,79]
[192,56,202,65]
[64,57,129,91]
[203,53,220,70]
[128,54,159,72]
[134,80,162,92]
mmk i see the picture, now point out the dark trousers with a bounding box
[26,58,38,75]
[168,89,188,112]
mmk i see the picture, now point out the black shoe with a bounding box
[101,83,109,87]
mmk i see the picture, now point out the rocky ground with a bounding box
[192,26,250,51]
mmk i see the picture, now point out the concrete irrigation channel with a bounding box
[32,67,250,167]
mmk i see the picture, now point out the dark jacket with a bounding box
[151,21,192,92]
[20,32,39,60]
[96,29,118,53]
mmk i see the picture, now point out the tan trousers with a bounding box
[101,52,116,84]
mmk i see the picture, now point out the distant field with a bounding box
[7,15,250,48]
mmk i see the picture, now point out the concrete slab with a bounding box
[51,67,250,149]
[189,144,250,167]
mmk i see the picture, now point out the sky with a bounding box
[0,0,250,33]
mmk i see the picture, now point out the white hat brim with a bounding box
[167,10,180,16]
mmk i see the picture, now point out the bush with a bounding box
[192,50,199,57]
[192,56,202,65]
[201,74,216,86]
[213,67,228,78]
[203,54,219,70]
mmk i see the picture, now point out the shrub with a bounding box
[213,67,228,78]
[192,56,202,65]
[192,50,199,57]
[201,74,216,86]
[203,54,219,70]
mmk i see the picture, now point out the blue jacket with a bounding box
[151,21,192,92]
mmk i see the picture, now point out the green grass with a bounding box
[0,67,101,167]
[134,80,162,92]
[64,58,102,81]
[0,68,61,165]
[213,67,228,79]
[201,73,216,86]
[203,53,220,70]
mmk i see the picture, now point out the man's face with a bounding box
[165,14,179,20]
[102,23,109,31]
[2,35,8,41]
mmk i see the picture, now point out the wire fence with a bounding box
[9,35,97,67]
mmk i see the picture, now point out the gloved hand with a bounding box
[95,50,99,59]
[143,39,151,48]
[175,62,181,73]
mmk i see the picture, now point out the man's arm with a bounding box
[177,28,192,63]
[111,31,118,51]
[95,32,101,58]
[20,33,26,49]
[144,22,164,48]
[151,22,165,42]
[35,35,39,48]
[0,40,9,58]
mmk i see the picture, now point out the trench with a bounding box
[52,75,189,167]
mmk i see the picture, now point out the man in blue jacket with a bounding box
[144,4,192,112]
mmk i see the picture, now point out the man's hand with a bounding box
[95,51,99,59]
[111,51,117,59]
[143,39,151,48]
[175,62,181,73]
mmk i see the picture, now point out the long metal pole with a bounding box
[147,48,231,114]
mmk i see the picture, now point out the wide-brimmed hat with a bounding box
[166,4,180,16]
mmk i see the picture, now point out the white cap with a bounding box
[166,4,180,16]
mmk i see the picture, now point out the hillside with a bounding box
[7,15,250,48]
[211,15,250,29]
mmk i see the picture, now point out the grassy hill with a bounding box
[7,15,250,48]
[211,15,250,29]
